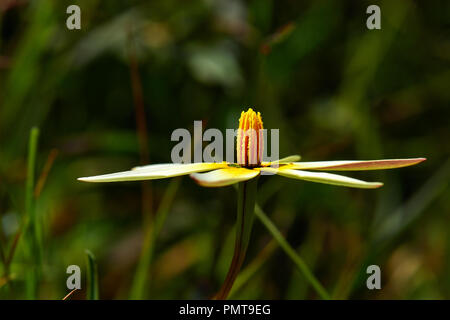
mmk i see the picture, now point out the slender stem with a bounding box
[229,239,278,298]
[129,178,181,299]
[85,250,99,300]
[25,127,40,299]
[215,178,258,300]
[255,204,331,300]
[62,288,78,300]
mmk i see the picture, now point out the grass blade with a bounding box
[85,250,99,300]
[255,204,330,300]
[129,177,181,299]
[24,127,40,299]
[229,239,278,298]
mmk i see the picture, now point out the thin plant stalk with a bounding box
[24,127,41,299]
[229,239,278,298]
[85,250,99,300]
[254,204,331,300]
[215,178,258,300]
[127,26,152,224]
[129,177,181,299]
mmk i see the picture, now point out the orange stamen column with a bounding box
[237,108,264,167]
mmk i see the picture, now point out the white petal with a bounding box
[190,167,260,187]
[288,158,426,171]
[260,167,383,189]
[78,162,228,183]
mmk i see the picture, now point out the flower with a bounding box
[78,108,426,188]
[78,107,426,300]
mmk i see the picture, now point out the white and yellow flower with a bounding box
[78,108,426,300]
[78,108,425,188]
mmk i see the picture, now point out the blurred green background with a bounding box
[0,0,449,299]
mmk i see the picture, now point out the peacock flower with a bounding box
[78,108,425,299]
[78,108,425,189]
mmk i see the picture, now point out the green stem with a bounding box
[229,239,277,298]
[25,128,39,235]
[85,250,99,300]
[255,204,331,300]
[129,178,181,299]
[215,178,258,300]
[25,127,40,299]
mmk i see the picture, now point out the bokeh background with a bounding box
[0,0,449,299]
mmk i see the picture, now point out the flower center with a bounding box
[237,108,264,167]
